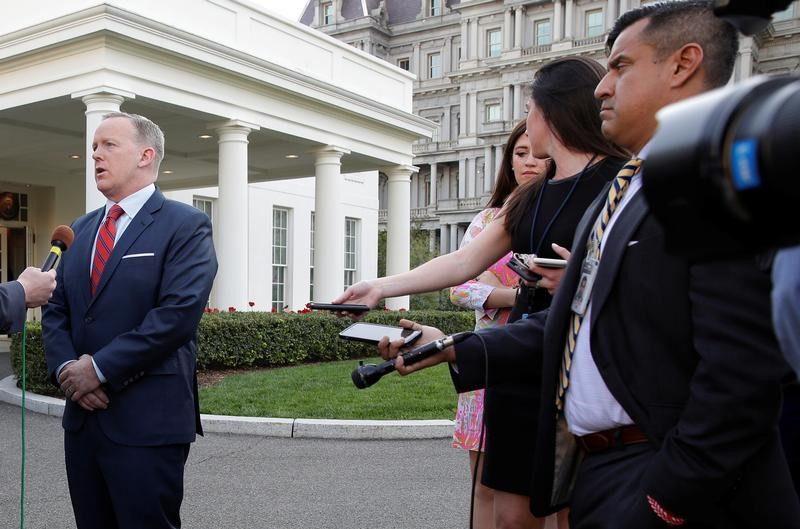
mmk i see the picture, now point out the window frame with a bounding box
[271,207,290,312]
[486,28,502,58]
[428,52,442,79]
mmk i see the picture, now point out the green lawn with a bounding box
[199,357,459,420]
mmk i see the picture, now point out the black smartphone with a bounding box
[507,255,541,282]
[339,322,423,345]
[308,303,370,313]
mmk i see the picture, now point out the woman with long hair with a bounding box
[334,56,628,528]
[449,120,549,529]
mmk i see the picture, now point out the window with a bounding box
[272,207,289,312]
[344,218,359,288]
[309,212,315,301]
[428,52,442,78]
[322,1,334,25]
[192,197,213,221]
[585,9,604,37]
[487,29,502,57]
[534,19,552,46]
[485,102,501,123]
[430,0,441,17]
[397,58,410,71]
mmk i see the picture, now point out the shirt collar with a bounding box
[105,183,156,219]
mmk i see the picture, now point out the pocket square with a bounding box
[627,240,639,247]
[122,252,155,259]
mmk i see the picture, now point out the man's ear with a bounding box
[669,43,704,88]
[138,147,156,168]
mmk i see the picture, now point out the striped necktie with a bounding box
[555,158,643,412]
[90,204,124,296]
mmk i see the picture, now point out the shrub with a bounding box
[11,310,474,395]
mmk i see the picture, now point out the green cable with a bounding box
[20,322,26,529]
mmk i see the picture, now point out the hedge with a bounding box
[10,310,474,397]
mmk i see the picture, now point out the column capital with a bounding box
[209,119,260,134]
[515,5,526,13]
[72,86,135,105]
[383,164,419,181]
[312,145,350,163]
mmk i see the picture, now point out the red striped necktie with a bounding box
[90,204,125,296]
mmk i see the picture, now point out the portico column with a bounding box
[504,9,513,51]
[620,0,629,15]
[514,6,525,48]
[484,146,494,193]
[565,0,574,39]
[606,0,618,30]
[384,165,417,310]
[313,146,350,303]
[72,88,134,212]
[553,0,564,41]
[429,163,438,207]
[213,120,259,310]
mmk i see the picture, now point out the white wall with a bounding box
[164,171,378,312]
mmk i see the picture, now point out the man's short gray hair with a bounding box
[102,112,165,173]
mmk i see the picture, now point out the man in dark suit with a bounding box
[0,266,56,334]
[380,2,800,528]
[43,112,217,529]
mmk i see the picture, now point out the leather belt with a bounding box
[576,424,649,454]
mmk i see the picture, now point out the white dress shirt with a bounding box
[564,152,648,436]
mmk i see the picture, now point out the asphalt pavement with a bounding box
[0,401,470,529]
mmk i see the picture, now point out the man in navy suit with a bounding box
[43,112,217,529]
[377,2,800,528]
[0,266,56,334]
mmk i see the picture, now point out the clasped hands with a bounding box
[59,354,109,411]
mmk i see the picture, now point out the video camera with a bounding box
[642,0,799,258]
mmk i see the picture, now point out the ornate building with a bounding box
[301,0,800,253]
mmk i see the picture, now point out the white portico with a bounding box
[0,0,434,310]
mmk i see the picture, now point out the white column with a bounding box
[460,20,469,63]
[413,43,422,76]
[467,157,477,198]
[469,18,479,59]
[484,146,493,193]
[444,36,453,73]
[313,146,350,303]
[738,36,755,81]
[514,6,525,48]
[449,223,460,252]
[565,0,574,39]
[458,158,467,198]
[384,165,417,310]
[606,0,618,30]
[213,120,259,310]
[410,173,419,208]
[554,0,564,41]
[443,107,452,141]
[504,9,514,51]
[514,83,525,119]
[494,145,504,176]
[72,88,133,212]
[440,224,450,254]
[469,92,478,135]
[620,0,629,15]
[459,92,468,136]
[503,85,513,122]
[429,163,438,207]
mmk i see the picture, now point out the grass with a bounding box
[198,357,459,420]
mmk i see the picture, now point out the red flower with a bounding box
[271,307,277,313]
[228,306,236,313]
[248,301,255,307]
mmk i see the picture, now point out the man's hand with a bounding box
[376,319,455,375]
[59,354,101,402]
[76,387,110,411]
[530,243,572,295]
[17,267,56,308]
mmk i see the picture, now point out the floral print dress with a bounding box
[449,208,518,451]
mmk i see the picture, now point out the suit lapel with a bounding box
[589,191,649,327]
[88,190,163,305]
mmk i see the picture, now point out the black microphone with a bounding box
[352,331,471,389]
[41,225,75,272]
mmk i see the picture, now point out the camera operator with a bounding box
[378,2,800,528]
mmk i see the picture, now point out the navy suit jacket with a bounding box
[43,189,217,446]
[451,186,800,527]
[0,280,26,334]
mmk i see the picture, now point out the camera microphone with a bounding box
[351,331,471,389]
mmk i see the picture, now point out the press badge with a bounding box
[571,256,598,316]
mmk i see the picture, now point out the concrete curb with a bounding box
[0,376,454,440]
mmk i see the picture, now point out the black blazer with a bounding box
[451,186,800,528]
